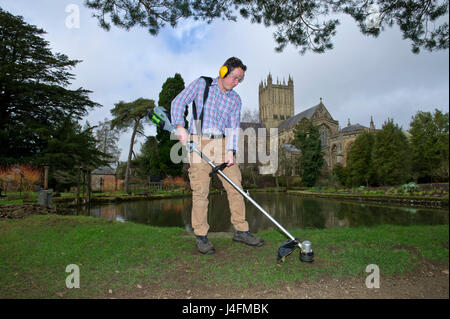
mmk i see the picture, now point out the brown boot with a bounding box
[195,235,215,254]
[232,231,264,247]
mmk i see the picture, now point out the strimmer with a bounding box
[148,106,314,263]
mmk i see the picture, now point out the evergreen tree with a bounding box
[84,0,448,54]
[110,98,155,193]
[372,119,411,186]
[135,137,161,178]
[36,117,109,190]
[332,163,348,187]
[346,131,376,187]
[147,73,185,178]
[0,9,100,164]
[409,109,449,182]
[292,118,324,187]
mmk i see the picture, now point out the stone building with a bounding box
[91,166,122,192]
[240,74,376,175]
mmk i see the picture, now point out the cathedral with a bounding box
[239,73,377,175]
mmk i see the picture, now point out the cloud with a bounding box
[1,0,448,162]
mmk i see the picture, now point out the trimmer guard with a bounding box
[277,239,299,262]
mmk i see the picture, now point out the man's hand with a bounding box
[226,150,235,167]
[176,125,188,146]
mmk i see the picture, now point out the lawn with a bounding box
[0,214,448,298]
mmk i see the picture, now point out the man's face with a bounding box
[222,67,245,91]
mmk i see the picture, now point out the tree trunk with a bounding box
[82,169,85,203]
[76,167,80,206]
[87,170,92,204]
[124,120,140,194]
[44,166,49,190]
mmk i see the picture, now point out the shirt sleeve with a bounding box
[225,95,242,151]
[171,77,201,127]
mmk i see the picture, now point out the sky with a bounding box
[1,0,449,161]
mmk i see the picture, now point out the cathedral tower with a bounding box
[259,73,294,129]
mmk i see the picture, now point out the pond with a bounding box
[74,192,449,232]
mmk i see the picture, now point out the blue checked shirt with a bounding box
[171,77,242,151]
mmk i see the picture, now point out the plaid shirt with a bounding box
[171,77,242,151]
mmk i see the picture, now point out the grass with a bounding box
[0,214,448,298]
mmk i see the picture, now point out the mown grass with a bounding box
[0,214,448,298]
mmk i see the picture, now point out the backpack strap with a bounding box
[192,76,213,134]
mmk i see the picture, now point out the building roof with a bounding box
[240,122,266,131]
[92,166,116,175]
[278,104,320,130]
[340,124,368,133]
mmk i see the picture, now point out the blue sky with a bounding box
[1,0,448,161]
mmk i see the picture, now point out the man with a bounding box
[171,57,264,254]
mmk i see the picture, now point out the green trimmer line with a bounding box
[148,106,314,263]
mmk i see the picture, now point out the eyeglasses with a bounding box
[229,74,244,83]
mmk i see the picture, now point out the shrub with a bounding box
[386,187,396,194]
[401,182,420,193]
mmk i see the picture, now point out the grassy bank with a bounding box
[0,189,195,206]
[287,189,448,208]
[0,214,448,298]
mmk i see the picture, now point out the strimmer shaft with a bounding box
[189,142,301,249]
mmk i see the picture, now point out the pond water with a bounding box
[74,192,449,232]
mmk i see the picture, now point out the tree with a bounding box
[346,131,376,187]
[292,118,324,187]
[0,8,100,164]
[84,0,448,54]
[95,118,122,167]
[332,163,348,186]
[110,98,155,193]
[241,108,259,122]
[409,109,449,182]
[147,73,185,178]
[36,117,109,190]
[372,119,411,185]
[135,137,161,178]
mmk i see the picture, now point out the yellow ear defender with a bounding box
[219,65,228,78]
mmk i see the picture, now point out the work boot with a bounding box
[233,230,264,247]
[195,235,215,254]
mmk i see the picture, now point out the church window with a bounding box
[319,125,328,147]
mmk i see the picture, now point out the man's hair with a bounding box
[224,57,247,73]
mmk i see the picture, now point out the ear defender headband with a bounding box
[219,58,246,82]
[219,65,228,78]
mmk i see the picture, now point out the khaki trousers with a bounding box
[188,135,249,236]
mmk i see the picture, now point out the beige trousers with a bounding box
[188,135,249,236]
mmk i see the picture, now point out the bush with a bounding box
[290,177,303,187]
[276,176,287,187]
[386,187,396,194]
[401,182,420,193]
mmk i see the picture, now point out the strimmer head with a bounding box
[277,239,314,263]
[299,240,314,263]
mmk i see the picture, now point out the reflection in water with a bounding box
[77,193,448,232]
